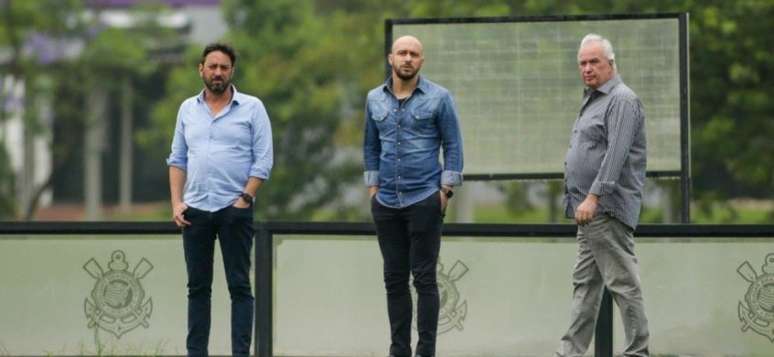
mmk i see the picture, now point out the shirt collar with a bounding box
[381,75,428,96]
[196,84,242,106]
[586,74,621,96]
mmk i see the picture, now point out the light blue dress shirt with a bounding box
[167,86,273,212]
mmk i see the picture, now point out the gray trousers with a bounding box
[556,214,650,357]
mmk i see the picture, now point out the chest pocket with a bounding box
[412,109,433,120]
[579,115,606,149]
[371,110,388,122]
[411,109,435,131]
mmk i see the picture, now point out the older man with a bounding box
[363,35,464,357]
[556,34,650,357]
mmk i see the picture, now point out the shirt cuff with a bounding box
[589,180,613,196]
[166,158,187,171]
[441,170,463,186]
[364,171,379,186]
[249,167,271,180]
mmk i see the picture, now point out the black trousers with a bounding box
[371,192,444,357]
[182,205,254,356]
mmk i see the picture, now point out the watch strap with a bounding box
[239,192,254,205]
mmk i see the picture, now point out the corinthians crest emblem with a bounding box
[84,250,153,338]
[412,259,469,335]
[737,253,774,342]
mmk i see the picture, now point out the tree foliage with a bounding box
[0,0,85,218]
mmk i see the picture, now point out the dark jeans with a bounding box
[371,192,444,357]
[183,205,254,357]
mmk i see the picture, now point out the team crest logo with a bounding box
[737,253,774,342]
[437,260,469,334]
[84,250,153,338]
[412,259,469,335]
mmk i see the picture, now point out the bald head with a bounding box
[391,35,424,55]
[389,35,425,81]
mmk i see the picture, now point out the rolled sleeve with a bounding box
[363,102,381,185]
[249,102,274,180]
[589,180,613,196]
[441,170,463,186]
[364,170,379,186]
[438,93,464,184]
[166,105,188,171]
[592,96,641,197]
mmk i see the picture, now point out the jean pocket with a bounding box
[229,205,254,220]
[184,206,201,219]
[370,195,383,213]
[437,191,447,218]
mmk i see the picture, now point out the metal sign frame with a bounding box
[385,13,691,221]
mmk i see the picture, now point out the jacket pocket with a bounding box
[371,110,388,122]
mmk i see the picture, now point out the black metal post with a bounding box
[679,12,692,224]
[594,288,614,357]
[254,226,273,357]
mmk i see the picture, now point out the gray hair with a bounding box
[578,33,617,72]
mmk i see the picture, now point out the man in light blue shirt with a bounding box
[364,35,463,357]
[167,43,273,356]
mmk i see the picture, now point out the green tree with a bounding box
[0,0,85,219]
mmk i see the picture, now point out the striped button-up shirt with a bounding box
[564,75,647,229]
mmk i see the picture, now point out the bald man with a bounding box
[363,35,463,357]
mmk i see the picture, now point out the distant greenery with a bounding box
[1,0,771,222]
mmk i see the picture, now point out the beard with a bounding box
[394,65,418,80]
[204,76,230,94]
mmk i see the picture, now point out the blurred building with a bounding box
[89,0,227,45]
[1,0,227,220]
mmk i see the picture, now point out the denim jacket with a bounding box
[363,76,464,208]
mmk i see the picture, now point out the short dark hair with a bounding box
[201,43,236,66]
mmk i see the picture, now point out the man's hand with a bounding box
[574,194,599,225]
[368,186,379,199]
[440,185,452,212]
[172,202,191,228]
[233,197,251,209]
